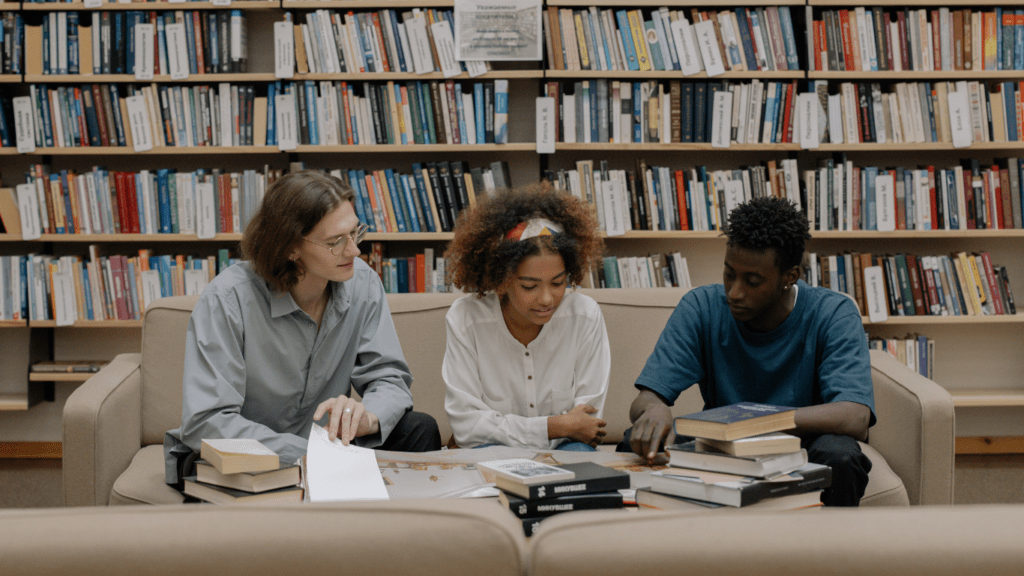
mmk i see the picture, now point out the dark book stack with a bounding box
[491,461,630,536]
[2,13,24,75]
[641,403,827,511]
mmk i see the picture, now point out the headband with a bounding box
[505,218,564,242]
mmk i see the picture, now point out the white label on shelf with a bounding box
[84,0,103,7]
[141,270,162,312]
[798,92,819,149]
[135,24,154,80]
[827,93,843,144]
[196,183,217,240]
[185,269,210,297]
[710,89,732,148]
[947,89,972,149]
[126,95,154,152]
[54,271,75,327]
[167,0,186,3]
[13,96,35,154]
[276,93,298,151]
[723,178,745,214]
[15,184,41,240]
[212,0,231,6]
[863,266,889,323]
[165,23,190,80]
[535,97,555,154]
[464,60,487,78]
[274,21,295,79]
[875,173,896,232]
[670,18,702,76]
[602,178,626,237]
[693,21,724,77]
[431,20,462,79]
[407,13,434,75]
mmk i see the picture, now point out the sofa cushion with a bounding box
[0,499,526,576]
[109,445,185,506]
[860,442,909,506]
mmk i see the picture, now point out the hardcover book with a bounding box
[195,460,300,494]
[673,402,796,441]
[476,458,574,485]
[200,438,279,475]
[183,476,303,505]
[636,485,822,512]
[649,461,831,507]
[498,490,624,518]
[695,432,801,457]
[493,461,629,500]
[666,441,807,478]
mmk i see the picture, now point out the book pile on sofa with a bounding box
[638,402,830,511]
[183,439,302,505]
[479,458,630,536]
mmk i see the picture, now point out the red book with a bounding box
[371,12,391,72]
[998,165,1012,229]
[73,88,89,146]
[926,165,938,230]
[930,10,941,72]
[674,170,689,230]
[979,252,1006,314]
[883,13,895,71]
[813,20,823,71]
[904,253,927,315]
[127,172,141,233]
[151,12,160,75]
[113,172,131,234]
[919,257,940,314]
[109,255,131,320]
[91,84,110,147]
[444,81,461,144]
[192,11,206,74]
[415,254,426,293]
[896,12,910,71]
[218,174,232,234]
[851,166,861,230]
[839,10,855,71]
[781,82,796,143]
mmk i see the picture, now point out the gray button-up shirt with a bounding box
[164,259,413,483]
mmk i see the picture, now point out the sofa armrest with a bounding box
[866,350,955,505]
[62,353,143,507]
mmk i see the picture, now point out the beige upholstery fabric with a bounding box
[110,445,185,506]
[0,500,526,576]
[528,505,1024,576]
[140,296,198,446]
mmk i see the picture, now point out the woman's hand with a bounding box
[550,404,607,447]
[313,395,379,445]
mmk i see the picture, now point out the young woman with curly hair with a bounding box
[442,186,610,451]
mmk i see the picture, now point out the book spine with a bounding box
[525,475,630,500]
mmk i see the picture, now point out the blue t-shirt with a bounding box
[636,280,875,425]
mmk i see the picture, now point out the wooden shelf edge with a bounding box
[0,442,62,459]
[810,71,1024,80]
[811,0,1022,5]
[950,390,1024,407]
[812,230,1024,239]
[26,73,280,83]
[0,395,29,411]
[283,0,455,7]
[0,320,29,328]
[863,314,1024,325]
[29,373,96,382]
[545,70,803,79]
[551,0,804,5]
[30,320,143,328]
[23,1,278,11]
[956,437,1024,455]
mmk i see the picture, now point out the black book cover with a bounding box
[483,81,495,143]
[501,490,623,518]
[680,82,694,143]
[425,162,451,231]
[496,461,630,500]
[218,12,230,74]
[450,161,470,214]
[693,82,707,143]
[296,83,309,145]
[437,161,459,226]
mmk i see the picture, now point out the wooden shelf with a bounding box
[23,1,280,11]
[0,442,62,459]
[292,71,543,80]
[545,70,804,80]
[293,143,537,152]
[810,70,1024,80]
[283,0,454,8]
[0,3,20,9]
[24,233,243,242]
[812,229,1024,239]
[551,0,804,5]
[0,394,29,411]
[810,0,1022,6]
[816,142,1024,152]
[26,73,282,83]
[556,142,801,151]
[602,230,724,239]
[956,436,1024,455]
[0,74,21,83]
[0,320,28,328]
[950,390,1024,408]
[30,320,143,328]
[24,146,282,155]
[862,314,1024,325]
[366,232,454,241]
[29,373,95,383]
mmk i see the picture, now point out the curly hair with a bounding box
[445,186,604,297]
[723,196,811,272]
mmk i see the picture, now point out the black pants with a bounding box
[616,428,872,507]
[173,410,441,496]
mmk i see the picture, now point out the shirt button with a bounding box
[529,403,534,408]
[525,352,530,356]
[527,375,532,380]
[309,322,314,328]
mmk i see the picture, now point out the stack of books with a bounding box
[478,459,630,536]
[638,403,830,512]
[183,439,302,505]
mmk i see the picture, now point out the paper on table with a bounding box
[306,424,389,502]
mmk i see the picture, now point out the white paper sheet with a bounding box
[306,424,389,502]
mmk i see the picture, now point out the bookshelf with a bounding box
[0,1,1021,461]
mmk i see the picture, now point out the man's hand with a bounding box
[629,389,676,461]
[548,404,607,447]
[313,395,379,445]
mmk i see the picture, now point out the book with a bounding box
[200,438,279,475]
[492,461,629,500]
[696,432,801,457]
[636,485,822,512]
[666,441,808,478]
[649,462,831,507]
[182,476,303,505]
[30,360,106,373]
[476,458,575,485]
[498,489,624,518]
[673,402,796,441]
[195,460,300,494]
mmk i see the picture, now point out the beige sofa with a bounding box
[63,288,955,507]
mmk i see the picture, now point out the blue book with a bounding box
[587,81,598,142]
[113,12,124,74]
[454,83,468,144]
[693,83,707,143]
[602,256,620,288]
[187,88,200,146]
[410,163,436,232]
[384,169,408,232]
[157,169,171,233]
[419,83,435,144]
[1002,82,1017,141]
[943,170,959,230]
[699,166,715,229]
[345,170,368,226]
[125,12,137,75]
[266,82,277,146]
[644,21,665,71]
[396,258,408,293]
[183,12,197,75]
[42,17,50,74]
[60,171,75,233]
[733,9,758,71]
[207,13,219,71]
[650,168,665,229]
[68,12,80,75]
[70,88,85,146]
[108,85,127,146]
[632,82,642,142]
[80,263,94,320]
[674,402,796,440]
[473,83,485,144]
[156,16,168,76]
[493,79,509,144]
[399,174,421,233]
[350,169,375,232]
[304,81,319,145]
[358,13,376,72]
[1016,11,1024,70]
[923,83,937,142]
[387,10,407,72]
[777,7,800,71]
[615,10,639,71]
[1002,9,1014,71]
[652,11,676,71]
[157,255,172,297]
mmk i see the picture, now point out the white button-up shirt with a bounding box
[442,291,610,449]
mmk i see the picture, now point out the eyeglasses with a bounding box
[303,223,368,256]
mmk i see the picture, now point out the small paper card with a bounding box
[947,89,972,149]
[671,18,702,76]
[693,20,724,77]
[431,20,462,79]
[535,97,555,154]
[126,95,154,152]
[306,424,389,502]
[798,92,819,149]
[53,270,76,327]
[827,93,843,144]
[863,266,889,323]
[602,177,626,237]
[212,0,231,5]
[141,270,162,311]
[274,21,295,79]
[196,182,217,239]
[723,178,745,214]
[13,96,36,153]
[84,0,103,7]
[165,23,189,80]
[16,184,41,240]
[134,24,154,80]
[184,269,209,297]
[710,90,732,148]
[276,93,298,151]
[465,60,488,77]
[875,173,896,231]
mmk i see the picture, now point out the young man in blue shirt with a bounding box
[620,197,875,506]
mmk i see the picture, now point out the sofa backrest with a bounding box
[140,295,197,445]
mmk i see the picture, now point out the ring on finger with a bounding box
[344,408,352,414]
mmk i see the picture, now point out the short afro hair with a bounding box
[723,196,811,272]
[444,186,604,297]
